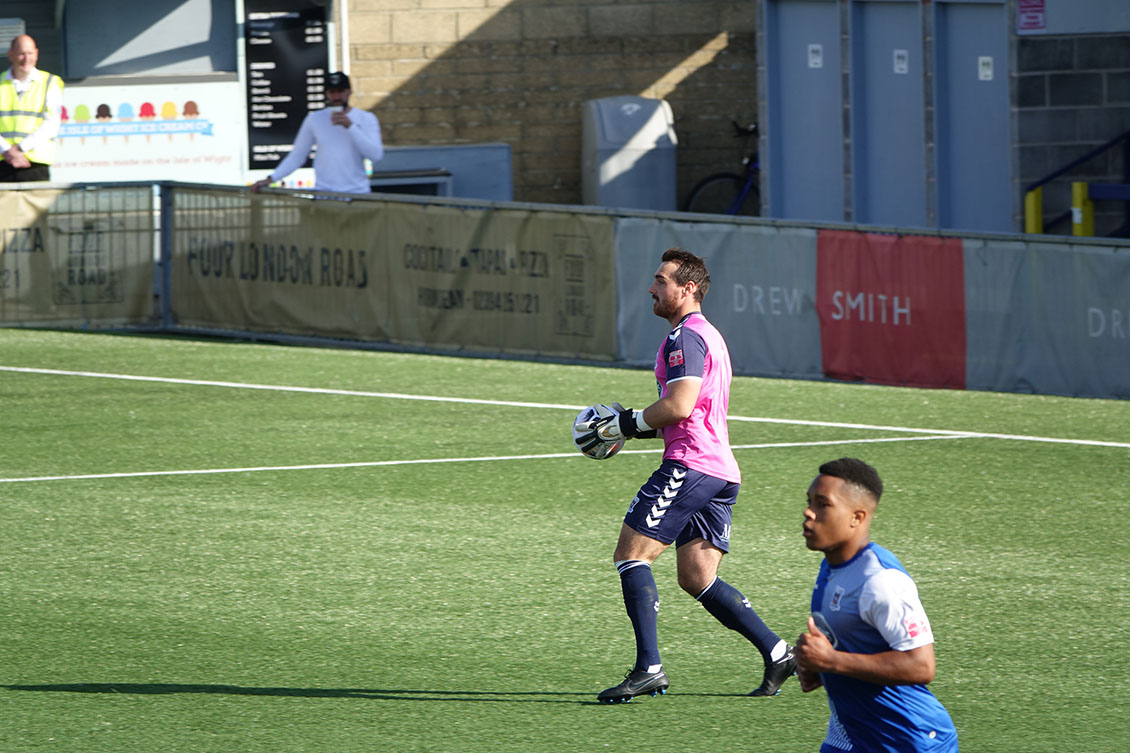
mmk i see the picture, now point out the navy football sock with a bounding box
[696,577,781,663]
[616,560,661,672]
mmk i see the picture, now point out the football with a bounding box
[572,404,625,460]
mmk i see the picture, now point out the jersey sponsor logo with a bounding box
[904,615,929,639]
[830,585,846,611]
[668,349,684,367]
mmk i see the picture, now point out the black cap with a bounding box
[325,72,351,90]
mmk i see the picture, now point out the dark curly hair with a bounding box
[818,457,883,502]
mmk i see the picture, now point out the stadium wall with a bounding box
[613,217,1130,399]
[2,184,1128,399]
[346,0,759,206]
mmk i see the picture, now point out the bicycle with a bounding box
[683,121,761,216]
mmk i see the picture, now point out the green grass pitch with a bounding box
[2,328,1128,752]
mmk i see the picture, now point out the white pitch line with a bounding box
[0,453,574,484]
[3,365,1128,449]
[0,365,580,411]
[0,434,971,485]
[729,415,1130,449]
[729,434,977,450]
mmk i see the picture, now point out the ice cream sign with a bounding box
[60,99,215,140]
[52,80,246,184]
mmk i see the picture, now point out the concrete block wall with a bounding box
[1016,33,1130,236]
[345,0,758,205]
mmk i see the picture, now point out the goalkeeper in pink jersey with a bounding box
[576,247,796,704]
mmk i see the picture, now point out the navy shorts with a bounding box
[624,460,740,552]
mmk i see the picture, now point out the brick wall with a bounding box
[1016,33,1130,236]
[345,1,758,206]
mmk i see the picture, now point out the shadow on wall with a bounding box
[351,3,758,206]
[21,2,758,207]
[64,1,235,75]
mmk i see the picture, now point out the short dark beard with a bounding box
[652,298,676,320]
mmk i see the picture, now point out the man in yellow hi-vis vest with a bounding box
[1,34,63,182]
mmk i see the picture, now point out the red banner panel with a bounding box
[817,230,966,389]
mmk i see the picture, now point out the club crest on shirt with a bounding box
[668,349,684,367]
[830,585,846,611]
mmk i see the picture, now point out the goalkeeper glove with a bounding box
[595,402,655,442]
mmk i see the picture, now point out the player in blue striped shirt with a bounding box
[797,458,958,753]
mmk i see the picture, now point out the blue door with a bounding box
[934,0,1011,232]
[850,0,927,227]
[763,0,844,222]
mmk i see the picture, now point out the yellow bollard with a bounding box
[1071,182,1094,237]
[1024,188,1043,234]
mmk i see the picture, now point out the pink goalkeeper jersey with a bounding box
[655,312,741,484]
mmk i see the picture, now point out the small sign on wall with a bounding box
[808,43,824,69]
[978,56,994,82]
[893,49,909,75]
[1017,0,1047,33]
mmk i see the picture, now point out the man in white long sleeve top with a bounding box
[252,72,383,194]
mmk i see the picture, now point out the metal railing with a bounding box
[1024,128,1130,235]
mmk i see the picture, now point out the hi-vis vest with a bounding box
[0,72,63,165]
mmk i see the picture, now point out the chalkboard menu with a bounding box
[244,0,329,171]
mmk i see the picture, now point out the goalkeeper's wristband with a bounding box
[620,409,653,438]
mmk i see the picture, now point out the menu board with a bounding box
[244,0,329,171]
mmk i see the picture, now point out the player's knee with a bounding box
[677,570,710,595]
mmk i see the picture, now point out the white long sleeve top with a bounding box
[269,106,383,194]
